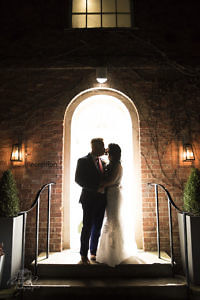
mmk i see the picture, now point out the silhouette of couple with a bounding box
[75,138,128,267]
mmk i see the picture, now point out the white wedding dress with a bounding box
[96,162,129,267]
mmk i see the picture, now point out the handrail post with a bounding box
[35,196,40,276]
[168,198,174,269]
[155,184,161,259]
[46,184,52,259]
[18,182,55,286]
[148,183,190,287]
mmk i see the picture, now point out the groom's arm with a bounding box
[75,158,99,190]
[75,158,86,187]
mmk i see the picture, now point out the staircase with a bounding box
[21,250,187,300]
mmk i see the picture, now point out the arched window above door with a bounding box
[71,0,134,28]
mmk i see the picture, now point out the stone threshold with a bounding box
[35,249,171,265]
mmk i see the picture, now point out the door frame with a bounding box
[63,87,143,249]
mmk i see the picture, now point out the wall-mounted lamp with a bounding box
[10,143,22,161]
[96,67,107,84]
[183,143,195,161]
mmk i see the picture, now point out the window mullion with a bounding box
[130,0,134,27]
[100,0,103,27]
[115,0,118,27]
[86,0,88,28]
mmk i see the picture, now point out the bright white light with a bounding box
[70,94,137,255]
[96,77,107,84]
[96,67,107,84]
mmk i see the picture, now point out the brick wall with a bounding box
[0,66,199,265]
[0,0,199,265]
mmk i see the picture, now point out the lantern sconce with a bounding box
[10,143,22,162]
[96,67,107,84]
[183,143,195,162]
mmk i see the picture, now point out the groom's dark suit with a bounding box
[75,153,106,258]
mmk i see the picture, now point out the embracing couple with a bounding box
[75,138,128,267]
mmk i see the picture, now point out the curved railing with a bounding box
[148,183,190,287]
[19,182,56,276]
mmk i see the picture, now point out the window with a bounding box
[71,0,133,28]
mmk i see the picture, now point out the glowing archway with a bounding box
[63,88,143,251]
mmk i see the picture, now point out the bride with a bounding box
[96,143,129,267]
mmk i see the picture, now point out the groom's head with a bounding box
[91,138,105,157]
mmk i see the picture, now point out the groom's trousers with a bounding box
[80,191,106,257]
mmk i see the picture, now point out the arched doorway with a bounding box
[63,88,142,251]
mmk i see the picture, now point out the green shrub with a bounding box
[183,167,200,216]
[0,169,20,217]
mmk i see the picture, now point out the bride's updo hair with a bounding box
[108,143,121,162]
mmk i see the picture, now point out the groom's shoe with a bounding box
[90,254,96,261]
[79,256,90,265]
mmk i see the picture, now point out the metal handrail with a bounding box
[18,182,56,277]
[148,183,190,287]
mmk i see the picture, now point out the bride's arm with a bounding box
[100,164,122,188]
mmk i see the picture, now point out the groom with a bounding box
[75,138,106,265]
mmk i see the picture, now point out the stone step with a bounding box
[32,250,173,279]
[34,262,173,278]
[22,276,187,300]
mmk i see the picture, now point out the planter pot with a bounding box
[178,212,200,285]
[0,215,23,289]
[0,254,5,288]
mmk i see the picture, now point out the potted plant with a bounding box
[178,167,200,284]
[0,169,23,289]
